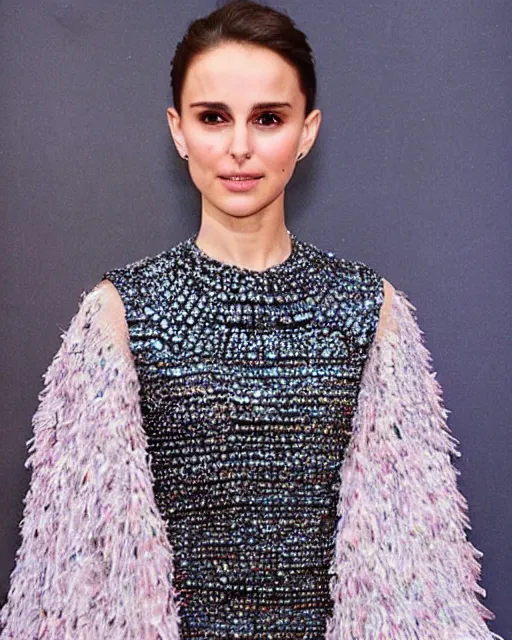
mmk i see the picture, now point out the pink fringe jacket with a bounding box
[0,283,503,639]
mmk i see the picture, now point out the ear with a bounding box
[297,108,322,161]
[166,107,188,159]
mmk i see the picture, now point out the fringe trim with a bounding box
[325,288,503,639]
[0,286,181,639]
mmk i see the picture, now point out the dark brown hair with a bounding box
[170,0,317,117]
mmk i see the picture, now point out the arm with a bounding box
[327,279,503,640]
[0,281,180,639]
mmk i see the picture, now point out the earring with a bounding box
[297,152,303,161]
[183,154,189,161]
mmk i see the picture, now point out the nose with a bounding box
[228,121,252,160]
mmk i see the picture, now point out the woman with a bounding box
[0,1,502,638]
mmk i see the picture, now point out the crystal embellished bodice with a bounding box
[103,231,384,639]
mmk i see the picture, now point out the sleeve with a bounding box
[0,282,181,639]
[326,285,503,640]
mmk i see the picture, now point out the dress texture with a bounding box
[101,231,384,638]
[0,232,503,640]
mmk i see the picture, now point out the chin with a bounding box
[204,196,267,218]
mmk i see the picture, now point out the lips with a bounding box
[220,174,263,180]
[219,175,262,192]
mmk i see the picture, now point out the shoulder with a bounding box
[312,242,383,299]
[101,242,188,308]
[318,244,384,310]
[102,249,171,286]
[92,279,127,326]
[94,242,187,355]
[312,244,385,348]
[86,279,132,360]
[314,244,400,345]
[375,278,398,341]
[314,239,395,343]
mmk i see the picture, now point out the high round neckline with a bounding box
[186,229,299,277]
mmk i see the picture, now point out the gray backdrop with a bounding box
[1,1,510,636]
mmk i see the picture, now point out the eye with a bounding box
[200,112,225,125]
[255,112,282,126]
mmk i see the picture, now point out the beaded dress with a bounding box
[102,230,384,638]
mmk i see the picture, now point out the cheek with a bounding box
[188,140,219,186]
[258,131,298,170]
[188,136,217,162]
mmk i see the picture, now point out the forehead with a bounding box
[182,42,301,102]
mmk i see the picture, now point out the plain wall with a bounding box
[1,1,510,636]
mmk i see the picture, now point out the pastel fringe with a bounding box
[325,288,503,639]
[0,285,502,638]
[0,286,181,639]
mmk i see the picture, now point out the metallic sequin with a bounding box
[103,231,384,639]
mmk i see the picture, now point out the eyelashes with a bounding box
[199,111,283,127]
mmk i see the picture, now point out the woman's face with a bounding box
[167,41,321,222]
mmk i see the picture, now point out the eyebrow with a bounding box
[189,101,292,110]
